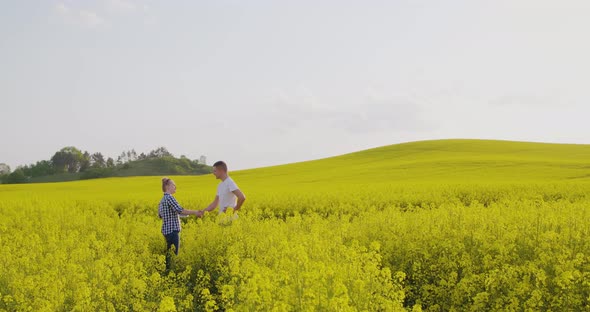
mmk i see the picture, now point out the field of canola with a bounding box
[1,139,589,311]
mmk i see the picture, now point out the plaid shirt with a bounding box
[158,193,184,235]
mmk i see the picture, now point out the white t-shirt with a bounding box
[217,176,239,213]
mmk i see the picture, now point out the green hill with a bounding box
[22,156,212,184]
[2,139,590,201]
[235,139,590,185]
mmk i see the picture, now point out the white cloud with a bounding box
[55,2,69,15]
[106,0,137,13]
[488,94,567,108]
[78,9,106,27]
[331,90,435,134]
[243,86,436,137]
[54,1,154,28]
[55,2,106,28]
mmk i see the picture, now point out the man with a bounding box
[202,161,246,214]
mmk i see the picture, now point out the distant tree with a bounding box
[29,160,54,177]
[127,150,138,161]
[91,153,106,168]
[114,149,138,164]
[5,168,27,184]
[199,155,207,165]
[148,147,172,158]
[117,149,137,165]
[106,157,115,168]
[2,147,211,183]
[117,151,125,165]
[0,163,10,175]
[51,147,84,173]
[80,151,91,172]
[19,164,31,177]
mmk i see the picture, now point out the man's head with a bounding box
[212,161,228,180]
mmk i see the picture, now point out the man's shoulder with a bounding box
[221,177,236,185]
[226,177,239,187]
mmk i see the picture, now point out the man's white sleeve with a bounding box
[229,180,239,192]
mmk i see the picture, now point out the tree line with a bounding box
[0,147,208,184]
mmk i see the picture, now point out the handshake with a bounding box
[182,209,205,218]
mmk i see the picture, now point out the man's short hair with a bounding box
[213,161,228,172]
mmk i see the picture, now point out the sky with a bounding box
[1,0,589,171]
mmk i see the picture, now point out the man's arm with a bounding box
[232,189,246,211]
[203,196,219,212]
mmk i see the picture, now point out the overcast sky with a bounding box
[1,1,589,170]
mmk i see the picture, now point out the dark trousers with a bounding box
[164,231,179,270]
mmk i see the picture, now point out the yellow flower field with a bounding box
[1,140,589,311]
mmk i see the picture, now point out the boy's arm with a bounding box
[169,196,202,217]
[180,209,203,217]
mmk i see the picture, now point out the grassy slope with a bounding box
[2,139,590,202]
[237,139,590,183]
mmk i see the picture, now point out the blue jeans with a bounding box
[164,231,179,270]
[164,231,180,255]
